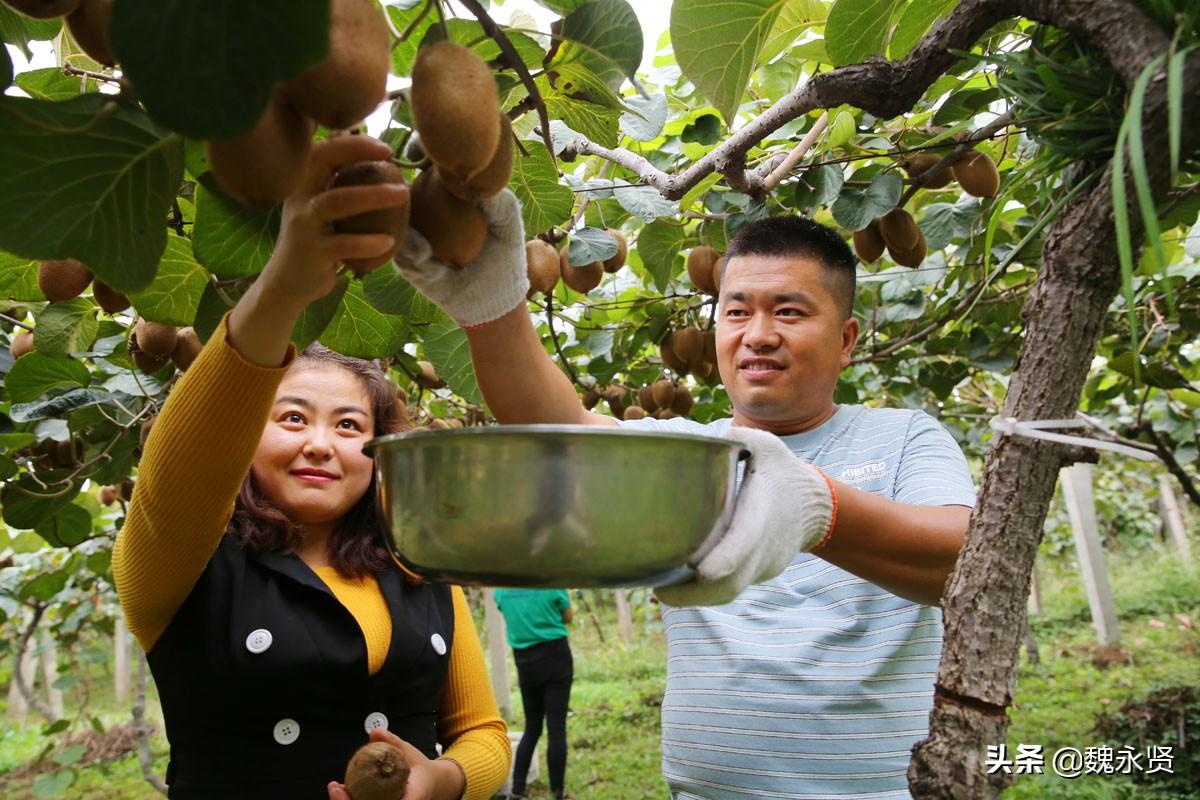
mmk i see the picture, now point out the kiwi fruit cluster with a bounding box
[343,741,410,800]
[661,326,717,380]
[555,229,626,295]
[407,42,509,268]
[31,436,84,470]
[624,378,694,420]
[686,245,723,296]
[207,0,390,207]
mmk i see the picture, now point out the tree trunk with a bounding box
[909,19,1200,795]
[133,648,168,796]
[1159,473,1192,561]
[114,614,131,706]
[484,589,512,718]
[614,589,633,647]
[38,627,65,721]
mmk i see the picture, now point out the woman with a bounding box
[113,135,510,800]
[493,589,574,800]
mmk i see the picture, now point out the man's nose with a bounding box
[742,311,780,349]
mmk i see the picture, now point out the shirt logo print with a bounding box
[840,460,888,484]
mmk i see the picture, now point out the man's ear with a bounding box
[840,317,860,366]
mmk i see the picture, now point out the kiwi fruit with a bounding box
[558,243,603,294]
[602,229,627,273]
[415,360,445,390]
[344,741,410,800]
[65,0,114,66]
[138,415,156,449]
[671,385,694,416]
[686,245,719,295]
[38,259,93,302]
[637,384,657,412]
[623,405,646,421]
[651,378,675,410]
[134,320,178,358]
[905,153,953,190]
[852,220,885,263]
[603,385,627,418]
[409,168,487,268]
[98,484,120,505]
[878,208,921,253]
[525,239,560,297]
[702,329,716,368]
[660,333,689,375]
[952,150,1000,198]
[330,160,411,275]
[133,348,171,374]
[208,89,315,207]
[5,0,81,18]
[286,0,390,129]
[887,230,928,268]
[673,327,704,365]
[170,327,202,371]
[120,479,135,501]
[712,256,726,292]
[10,330,34,359]
[581,388,600,410]
[409,42,501,179]
[92,279,130,313]
[656,409,679,420]
[441,112,513,203]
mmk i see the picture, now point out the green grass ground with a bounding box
[1,551,1196,799]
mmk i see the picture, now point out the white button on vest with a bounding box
[431,633,447,655]
[364,712,389,733]
[245,628,273,654]
[273,718,300,745]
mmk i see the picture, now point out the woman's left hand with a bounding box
[328,728,466,800]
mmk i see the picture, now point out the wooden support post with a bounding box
[1060,464,1120,646]
[1159,474,1192,561]
[6,638,33,723]
[614,589,633,647]
[39,627,64,720]
[483,589,511,718]
[114,614,130,706]
[1027,567,1042,616]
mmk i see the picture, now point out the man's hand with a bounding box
[394,189,530,328]
[327,729,465,800]
[657,427,836,607]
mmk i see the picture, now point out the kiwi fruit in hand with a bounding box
[440,112,513,204]
[330,161,411,275]
[344,741,410,800]
[409,41,501,180]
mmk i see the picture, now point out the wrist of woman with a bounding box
[431,756,467,800]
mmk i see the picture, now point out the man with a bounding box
[398,193,976,799]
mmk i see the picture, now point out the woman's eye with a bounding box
[283,412,304,424]
[338,419,362,431]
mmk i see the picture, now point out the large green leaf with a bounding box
[422,321,483,406]
[544,90,621,148]
[362,268,446,325]
[1,40,11,91]
[0,95,184,293]
[825,0,904,66]
[831,172,903,230]
[889,0,959,59]
[192,183,279,279]
[129,236,208,326]
[636,221,687,293]
[110,0,330,139]
[549,0,642,98]
[569,228,619,265]
[671,0,786,123]
[34,503,93,548]
[619,93,668,142]
[510,141,574,237]
[10,388,116,423]
[320,279,408,358]
[614,181,680,222]
[0,6,61,59]
[760,0,827,65]
[33,300,99,358]
[14,67,98,102]
[0,251,43,301]
[1,473,81,530]
[292,275,349,352]
[5,352,91,404]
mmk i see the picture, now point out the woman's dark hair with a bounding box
[724,216,857,318]
[229,344,410,577]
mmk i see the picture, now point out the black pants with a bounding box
[511,636,573,796]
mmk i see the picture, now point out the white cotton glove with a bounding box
[657,427,836,607]
[393,189,531,328]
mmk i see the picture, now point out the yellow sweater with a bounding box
[112,316,510,800]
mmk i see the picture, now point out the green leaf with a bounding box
[919,197,981,250]
[320,280,408,358]
[35,503,93,548]
[31,768,75,797]
[422,321,483,405]
[825,109,857,150]
[292,276,349,352]
[0,432,37,453]
[671,0,785,123]
[33,300,98,359]
[544,92,621,148]
[0,6,61,59]
[760,0,827,65]
[831,172,903,230]
[111,0,330,139]
[825,0,904,66]
[192,183,279,279]
[0,251,42,301]
[0,95,185,293]
[569,228,619,265]
[362,268,446,324]
[932,87,1002,126]
[793,164,845,211]
[1,474,81,530]
[1,40,11,91]
[129,236,207,326]
[889,0,958,59]
[532,0,593,13]
[14,67,97,102]
[680,113,722,145]
[5,352,91,404]
[10,388,116,423]
[549,0,643,95]
[53,745,87,767]
[636,221,687,293]
[613,181,680,222]
[510,141,574,237]
[619,93,668,142]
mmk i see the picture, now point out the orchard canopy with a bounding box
[0,0,1197,795]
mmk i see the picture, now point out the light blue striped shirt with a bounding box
[621,405,976,799]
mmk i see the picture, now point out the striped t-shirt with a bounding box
[621,404,976,799]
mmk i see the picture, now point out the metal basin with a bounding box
[366,425,746,588]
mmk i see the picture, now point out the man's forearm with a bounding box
[818,483,972,606]
[464,304,614,427]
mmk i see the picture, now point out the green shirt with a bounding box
[493,589,571,650]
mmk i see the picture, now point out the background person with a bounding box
[493,589,575,800]
[113,135,510,800]
[395,195,976,799]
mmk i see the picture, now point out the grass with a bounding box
[0,551,1196,799]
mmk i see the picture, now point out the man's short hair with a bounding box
[723,216,856,318]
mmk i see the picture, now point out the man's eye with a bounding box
[778,308,804,316]
[725,308,748,317]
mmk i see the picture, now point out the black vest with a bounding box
[148,537,454,799]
